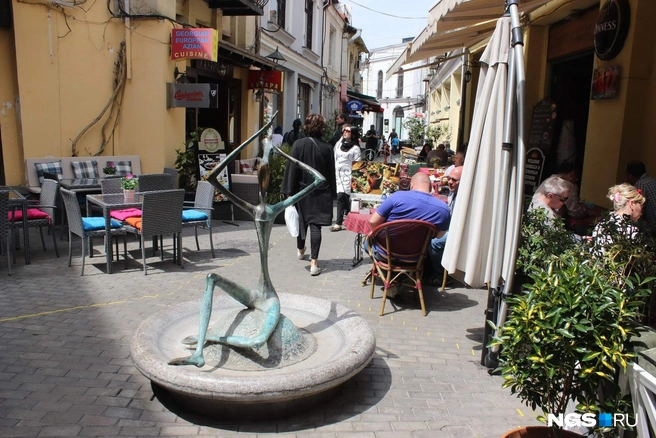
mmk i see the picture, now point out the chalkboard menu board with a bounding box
[528,98,557,153]
[524,147,545,196]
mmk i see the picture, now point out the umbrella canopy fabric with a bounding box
[442,16,519,289]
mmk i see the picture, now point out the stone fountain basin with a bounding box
[130,293,376,419]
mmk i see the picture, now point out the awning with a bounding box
[346,90,383,113]
[388,0,552,75]
[218,40,277,69]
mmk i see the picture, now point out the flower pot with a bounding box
[501,426,583,438]
[123,189,135,202]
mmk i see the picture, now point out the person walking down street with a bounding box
[283,118,305,146]
[365,124,379,159]
[328,113,347,146]
[388,128,399,155]
[271,126,284,148]
[282,114,336,276]
[331,125,361,232]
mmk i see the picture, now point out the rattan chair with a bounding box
[163,167,179,188]
[0,190,13,275]
[60,188,127,276]
[366,220,437,316]
[123,189,185,275]
[9,179,59,258]
[182,181,215,258]
[101,178,123,194]
[138,174,176,193]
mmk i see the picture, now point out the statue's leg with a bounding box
[212,298,280,349]
[169,273,253,367]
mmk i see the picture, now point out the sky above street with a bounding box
[343,0,437,50]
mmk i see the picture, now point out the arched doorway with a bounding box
[393,106,404,140]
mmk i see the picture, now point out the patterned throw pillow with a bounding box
[70,160,99,179]
[114,161,132,176]
[34,161,63,185]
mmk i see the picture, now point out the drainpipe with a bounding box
[457,52,469,151]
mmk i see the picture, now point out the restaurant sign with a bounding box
[594,0,630,61]
[346,100,363,112]
[166,83,219,108]
[171,28,218,62]
[591,65,620,100]
[247,70,284,91]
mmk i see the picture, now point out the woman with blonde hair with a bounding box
[592,183,645,247]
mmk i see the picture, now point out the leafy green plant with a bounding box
[426,124,449,146]
[102,162,117,175]
[120,174,138,190]
[403,117,426,146]
[322,110,339,143]
[266,144,291,204]
[175,128,201,191]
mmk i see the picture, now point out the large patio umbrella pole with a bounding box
[481,0,527,370]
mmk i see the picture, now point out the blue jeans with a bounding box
[427,232,448,277]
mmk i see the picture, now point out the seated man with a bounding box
[528,176,570,227]
[368,173,450,291]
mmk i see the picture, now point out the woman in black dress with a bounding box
[281,114,337,276]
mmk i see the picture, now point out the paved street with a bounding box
[0,220,540,437]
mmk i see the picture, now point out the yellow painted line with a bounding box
[427,332,430,336]
[178,285,184,289]
[456,343,460,349]
[169,291,175,295]
[368,307,371,312]
[357,303,361,307]
[516,409,525,417]
[347,299,351,303]
[140,295,159,299]
[442,337,445,342]
[471,350,475,356]
[391,316,394,321]
[0,299,129,323]
[402,321,406,325]
[414,327,417,331]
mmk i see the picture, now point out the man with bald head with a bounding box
[368,173,451,293]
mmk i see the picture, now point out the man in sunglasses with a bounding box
[528,176,571,226]
[447,166,462,214]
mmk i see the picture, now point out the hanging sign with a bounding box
[524,148,546,196]
[247,70,284,91]
[166,83,219,108]
[171,28,219,62]
[528,98,557,154]
[346,100,363,111]
[591,66,620,100]
[594,0,630,61]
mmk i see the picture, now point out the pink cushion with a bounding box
[110,208,142,221]
[8,208,51,223]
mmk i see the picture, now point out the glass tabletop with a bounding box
[87,193,144,207]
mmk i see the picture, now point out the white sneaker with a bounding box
[297,247,306,260]
[310,265,323,276]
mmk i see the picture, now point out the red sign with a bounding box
[171,28,218,61]
[591,65,620,100]
[247,70,284,92]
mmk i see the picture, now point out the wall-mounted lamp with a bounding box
[217,63,228,78]
[265,46,286,66]
[254,90,263,102]
[173,67,189,83]
[464,70,472,83]
[253,76,265,102]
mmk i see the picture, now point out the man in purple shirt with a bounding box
[369,173,450,289]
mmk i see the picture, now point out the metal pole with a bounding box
[457,52,469,152]
[484,0,527,369]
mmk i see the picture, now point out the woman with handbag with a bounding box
[331,124,361,232]
[281,114,336,276]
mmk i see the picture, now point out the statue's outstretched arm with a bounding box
[206,112,278,215]
[272,144,327,215]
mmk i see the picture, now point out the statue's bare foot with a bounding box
[168,354,205,367]
[181,335,198,345]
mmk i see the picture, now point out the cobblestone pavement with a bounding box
[0,220,540,437]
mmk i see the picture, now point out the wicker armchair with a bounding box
[60,188,127,276]
[101,178,123,194]
[138,174,176,193]
[9,179,59,258]
[163,167,179,188]
[182,181,215,258]
[123,189,185,275]
[0,190,13,275]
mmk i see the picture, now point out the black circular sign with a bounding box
[594,0,631,61]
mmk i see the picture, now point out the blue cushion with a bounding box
[82,217,123,231]
[182,209,209,222]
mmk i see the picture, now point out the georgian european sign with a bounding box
[166,83,219,109]
[171,28,219,62]
[594,0,630,61]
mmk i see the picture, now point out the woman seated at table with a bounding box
[418,143,432,162]
[592,183,645,251]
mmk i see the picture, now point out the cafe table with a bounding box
[86,193,144,274]
[344,211,372,267]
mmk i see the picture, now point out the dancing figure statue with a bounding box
[169,113,326,367]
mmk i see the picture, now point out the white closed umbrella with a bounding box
[440,1,528,369]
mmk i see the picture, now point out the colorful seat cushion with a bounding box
[70,160,99,179]
[110,208,142,221]
[8,208,51,223]
[81,217,123,232]
[125,216,142,230]
[34,161,63,184]
[182,209,209,222]
[114,161,132,176]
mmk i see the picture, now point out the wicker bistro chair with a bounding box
[9,179,59,258]
[163,167,179,188]
[182,181,215,258]
[137,173,176,193]
[101,178,123,194]
[60,188,127,276]
[0,190,13,275]
[123,189,185,275]
[366,220,438,317]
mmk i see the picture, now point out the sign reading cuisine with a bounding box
[350,162,401,201]
[171,28,219,61]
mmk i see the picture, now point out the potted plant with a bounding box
[121,174,138,201]
[102,162,117,176]
[403,116,426,147]
[267,144,291,223]
[491,212,656,438]
[175,129,201,194]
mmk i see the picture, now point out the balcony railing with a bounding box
[205,0,267,16]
